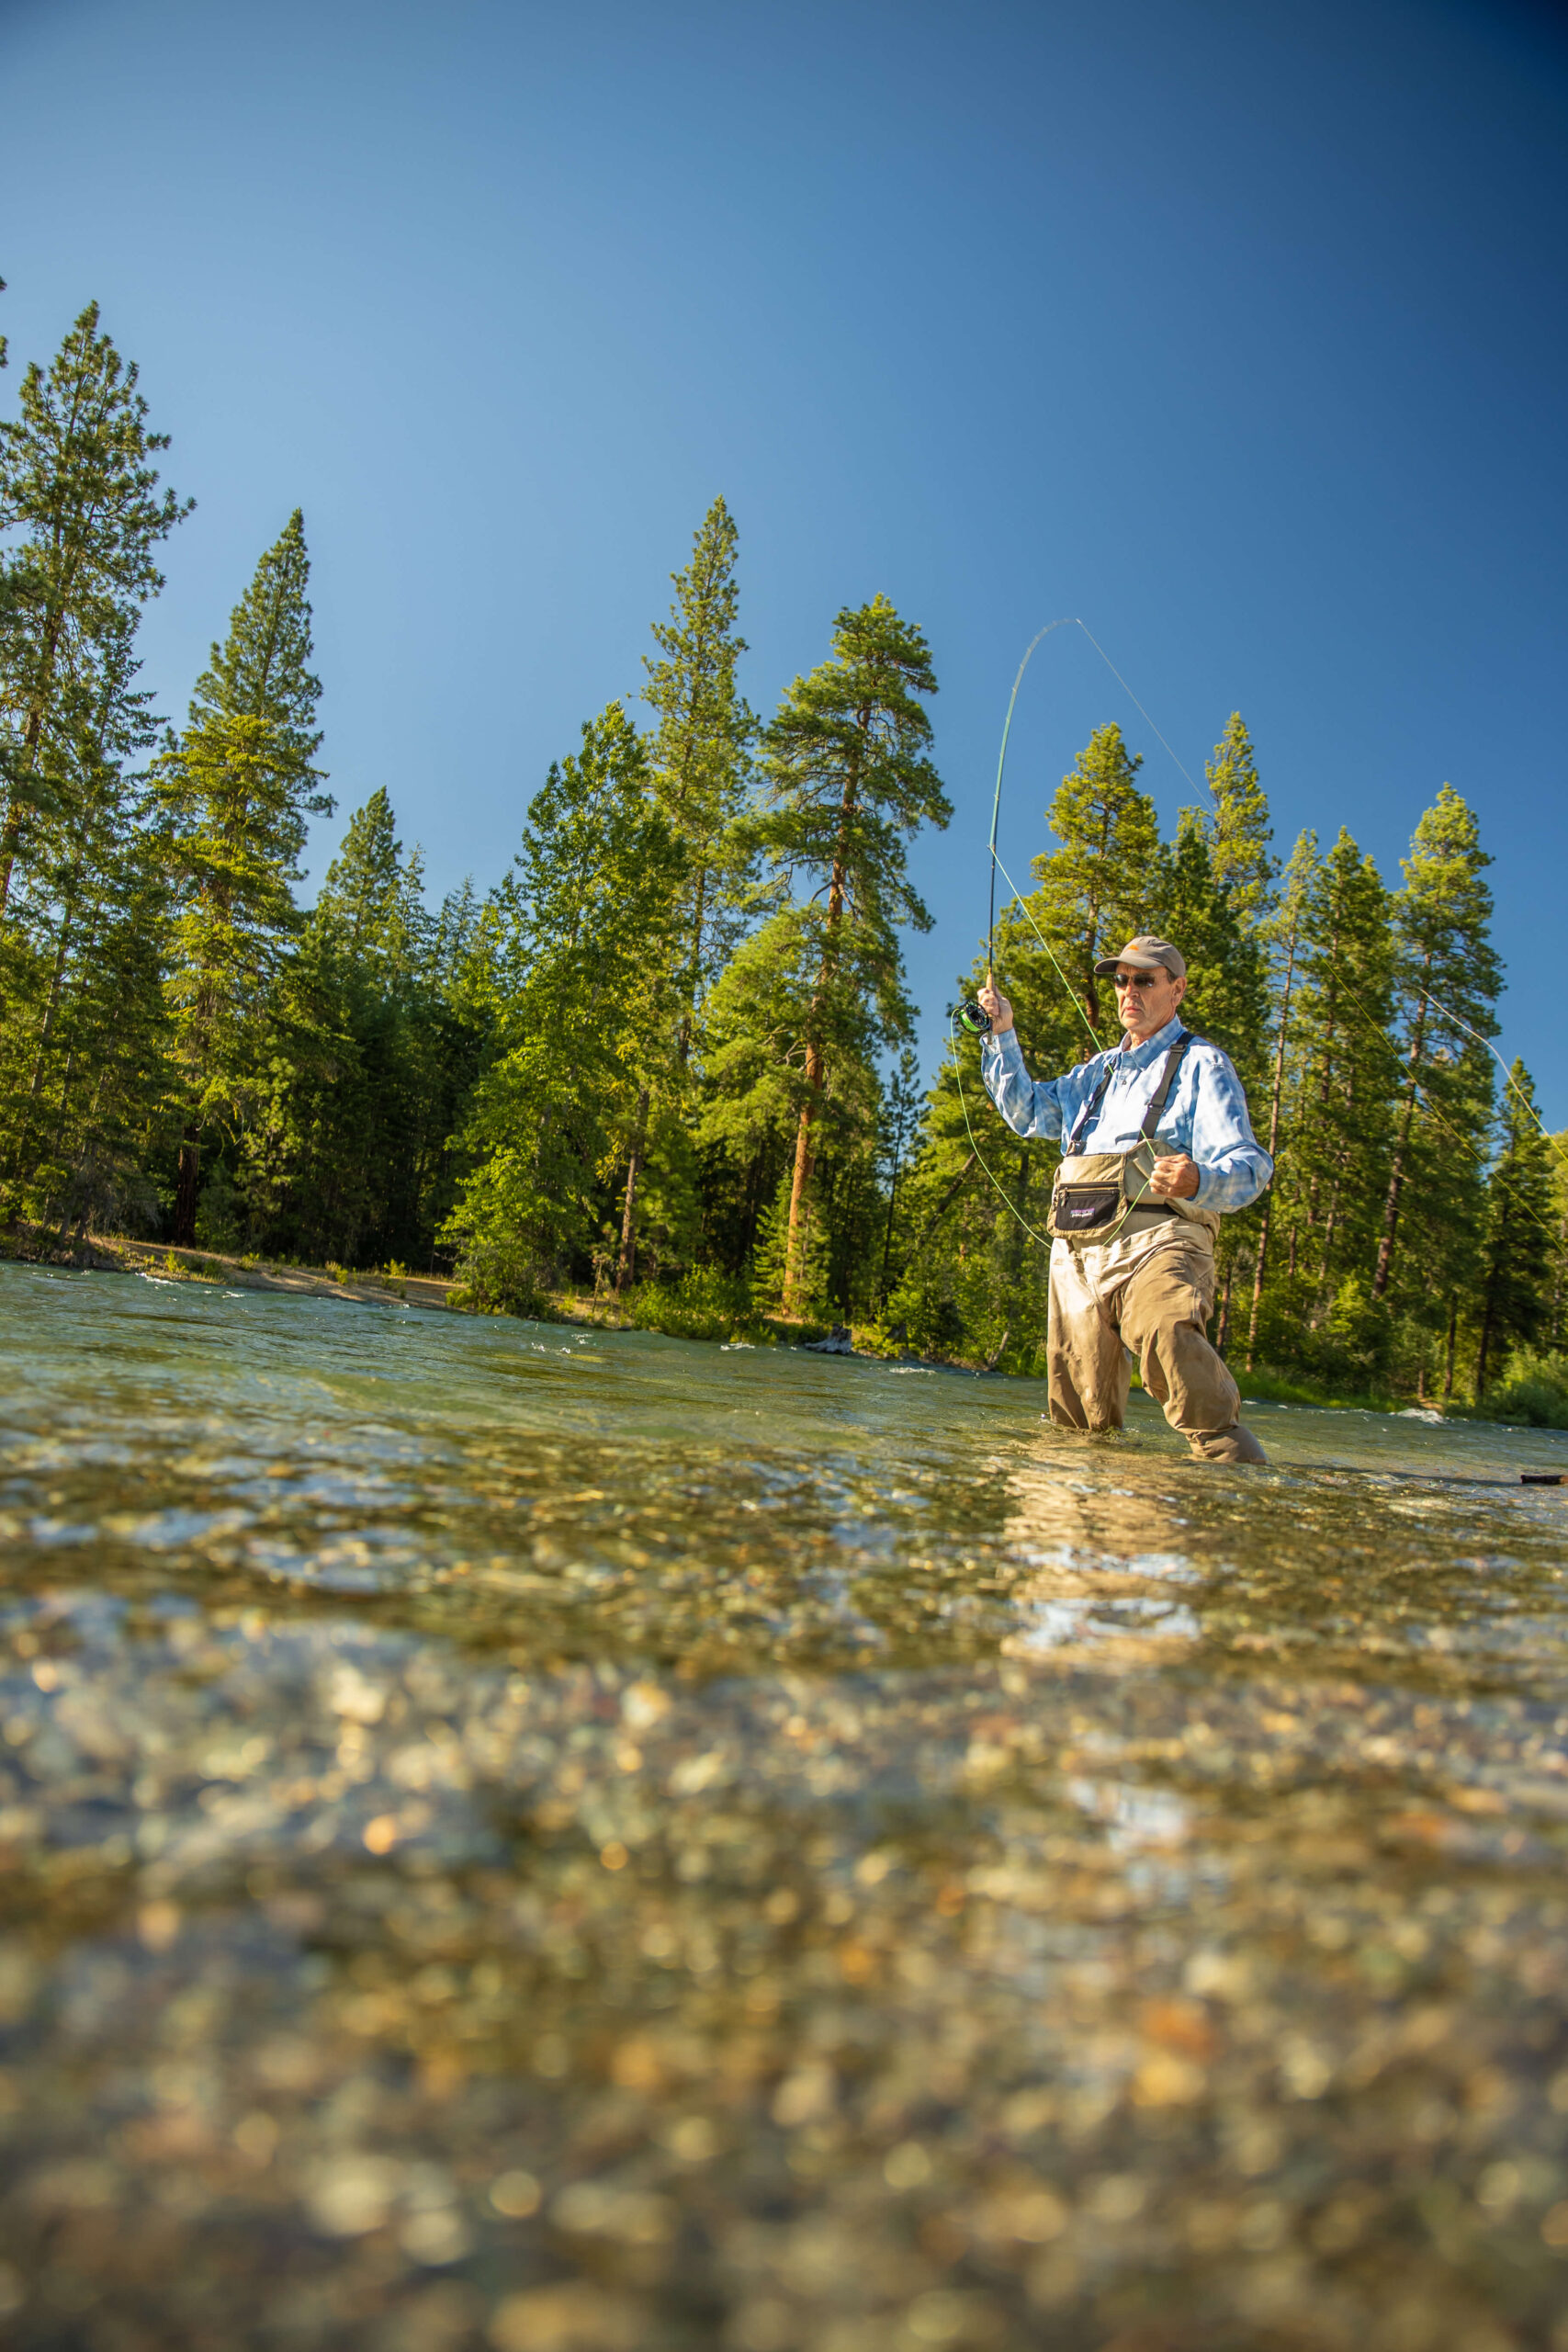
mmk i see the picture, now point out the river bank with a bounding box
[6,1222,1551,1423]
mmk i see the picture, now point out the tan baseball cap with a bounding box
[1093,933,1187,978]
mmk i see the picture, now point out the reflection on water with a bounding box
[4,1261,1568,2349]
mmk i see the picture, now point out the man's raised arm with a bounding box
[976,978,1067,1143]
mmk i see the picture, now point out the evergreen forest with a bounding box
[4,301,1565,1418]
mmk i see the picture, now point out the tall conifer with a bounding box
[1201,714,1275,930]
[1474,1063,1555,1394]
[0,303,189,919]
[1274,830,1396,1356]
[1371,785,1499,1304]
[751,596,948,1315]
[159,511,331,1243]
[1245,830,1316,1369]
[443,705,683,1295]
[642,496,754,1060]
[1021,725,1162,1045]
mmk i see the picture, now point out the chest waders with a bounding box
[1048,1029,1208,1246]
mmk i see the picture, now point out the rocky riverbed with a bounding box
[4,1261,1568,2351]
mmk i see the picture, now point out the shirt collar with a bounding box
[1113,1013,1186,1067]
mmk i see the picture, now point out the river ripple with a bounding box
[3,1261,1568,2351]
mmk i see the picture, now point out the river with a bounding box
[3,1261,1568,2351]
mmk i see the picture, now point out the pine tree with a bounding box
[0,303,190,921]
[1244,829,1316,1369]
[877,1044,926,1304]
[229,788,461,1267]
[1201,714,1275,930]
[1152,814,1269,1079]
[1269,829,1396,1375]
[620,500,758,1284]
[642,496,754,1063]
[1474,1063,1555,1395]
[441,704,683,1296]
[0,616,164,1209]
[750,595,949,1315]
[158,511,332,1243]
[1371,785,1500,1307]
[1151,813,1270,1349]
[1020,723,1162,1046]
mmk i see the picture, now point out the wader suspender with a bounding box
[1137,1027,1194,1147]
[1065,1028,1194,1156]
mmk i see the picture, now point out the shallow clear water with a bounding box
[4,1261,1568,2351]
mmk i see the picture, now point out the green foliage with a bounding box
[1153,815,1269,1082]
[0,305,189,1233]
[643,493,755,1053]
[1474,1345,1568,1429]
[446,1237,553,1321]
[1474,1060,1556,1394]
[625,1265,761,1342]
[1025,721,1162,1046]
[157,510,332,1242]
[441,703,684,1282]
[1201,713,1275,930]
[730,593,950,1315]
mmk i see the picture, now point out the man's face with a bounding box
[1113,962,1185,1042]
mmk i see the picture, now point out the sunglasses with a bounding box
[1113,969,1168,990]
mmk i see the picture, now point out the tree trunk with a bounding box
[175,1130,201,1248]
[1442,1295,1459,1401]
[616,1088,650,1289]
[1474,1290,1495,1399]
[783,1043,822,1317]
[879,1151,901,1303]
[1215,1257,1234,1355]
[783,748,859,1316]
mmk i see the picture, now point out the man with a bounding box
[976,934,1271,1465]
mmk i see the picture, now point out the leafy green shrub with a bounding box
[449,1241,554,1320]
[1477,1347,1568,1429]
[626,1266,761,1343]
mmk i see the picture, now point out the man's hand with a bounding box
[1149,1153,1201,1201]
[977,973,1013,1033]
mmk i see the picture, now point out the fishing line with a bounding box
[959,616,1204,1046]
[1408,984,1568,1182]
[990,847,1101,1052]
[946,1011,1055,1250]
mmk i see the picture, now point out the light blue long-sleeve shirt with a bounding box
[979,1013,1273,1214]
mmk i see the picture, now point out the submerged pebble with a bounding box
[2,1261,1568,2350]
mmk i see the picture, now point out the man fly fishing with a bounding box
[976,935,1272,1465]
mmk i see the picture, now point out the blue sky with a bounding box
[4,0,1566,1111]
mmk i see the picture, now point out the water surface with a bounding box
[4,1262,1568,2351]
